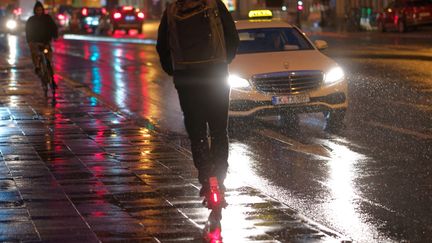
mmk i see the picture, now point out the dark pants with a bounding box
[175,79,230,187]
[29,42,52,70]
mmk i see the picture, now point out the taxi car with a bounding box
[228,11,348,129]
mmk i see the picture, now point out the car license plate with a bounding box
[419,12,431,17]
[125,15,135,21]
[272,94,310,105]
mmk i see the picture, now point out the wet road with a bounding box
[4,27,432,242]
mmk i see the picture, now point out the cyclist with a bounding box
[25,1,58,76]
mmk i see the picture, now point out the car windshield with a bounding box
[237,27,314,54]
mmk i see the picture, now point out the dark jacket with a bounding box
[156,0,239,82]
[25,2,58,44]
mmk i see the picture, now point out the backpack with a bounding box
[167,0,227,70]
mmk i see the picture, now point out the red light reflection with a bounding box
[205,227,222,243]
[91,211,106,217]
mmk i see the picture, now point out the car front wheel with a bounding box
[324,109,346,131]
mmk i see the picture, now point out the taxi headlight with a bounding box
[228,75,250,89]
[6,20,17,30]
[324,67,345,84]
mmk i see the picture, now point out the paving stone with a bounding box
[0,221,39,241]
[0,208,30,222]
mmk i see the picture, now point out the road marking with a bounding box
[367,120,432,140]
[254,128,332,158]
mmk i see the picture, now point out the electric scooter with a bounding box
[203,177,226,243]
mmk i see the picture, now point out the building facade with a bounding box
[2,0,393,24]
[234,0,392,28]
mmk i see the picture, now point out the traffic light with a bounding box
[297,0,304,11]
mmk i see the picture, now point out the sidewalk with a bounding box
[0,53,349,242]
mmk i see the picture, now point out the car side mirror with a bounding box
[314,40,328,50]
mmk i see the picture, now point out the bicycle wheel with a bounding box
[46,60,56,95]
[39,56,49,96]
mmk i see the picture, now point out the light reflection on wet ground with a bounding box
[52,40,174,131]
[2,30,432,242]
[0,35,347,242]
[226,132,385,242]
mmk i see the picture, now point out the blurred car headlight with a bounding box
[6,20,17,30]
[324,67,345,84]
[228,75,250,89]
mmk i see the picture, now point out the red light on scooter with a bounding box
[212,192,218,203]
[206,227,222,243]
[57,14,65,20]
[137,12,144,19]
[81,8,88,16]
[113,12,122,19]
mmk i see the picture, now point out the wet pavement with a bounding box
[0,52,349,241]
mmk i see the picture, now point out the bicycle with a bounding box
[35,43,56,97]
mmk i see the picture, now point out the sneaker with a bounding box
[217,188,228,208]
[34,67,41,76]
[199,185,209,197]
[218,183,226,193]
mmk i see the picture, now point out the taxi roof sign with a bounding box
[248,10,273,19]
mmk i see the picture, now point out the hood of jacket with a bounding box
[33,1,44,14]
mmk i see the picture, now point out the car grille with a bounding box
[251,70,323,94]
